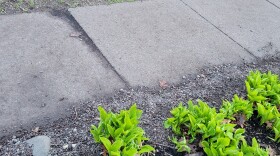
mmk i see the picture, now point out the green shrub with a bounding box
[220,95,253,121]
[90,104,154,156]
[164,70,279,155]
[240,138,269,156]
[246,70,280,143]
[164,101,224,143]
[164,101,268,155]
[257,102,280,142]
[246,70,280,106]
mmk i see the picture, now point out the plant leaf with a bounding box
[138,145,155,154]
[100,137,112,151]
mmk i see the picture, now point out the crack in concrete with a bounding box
[49,9,131,88]
[178,0,259,60]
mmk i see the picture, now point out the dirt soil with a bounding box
[0,55,279,155]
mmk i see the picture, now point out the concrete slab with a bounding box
[182,0,280,57]
[69,0,254,87]
[0,12,124,136]
[268,0,280,8]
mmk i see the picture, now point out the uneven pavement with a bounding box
[1,0,280,137]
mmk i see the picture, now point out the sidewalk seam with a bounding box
[266,0,280,10]
[50,9,131,88]
[179,0,258,60]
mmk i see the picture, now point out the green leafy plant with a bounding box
[90,104,154,156]
[14,0,23,10]
[164,103,189,135]
[246,70,280,143]
[28,0,35,9]
[108,0,134,4]
[164,101,222,153]
[273,118,280,142]
[171,137,191,153]
[241,138,269,156]
[257,102,280,142]
[0,6,5,14]
[164,101,268,155]
[58,0,65,4]
[164,70,279,155]
[164,100,223,143]
[220,95,253,128]
[220,95,253,120]
[246,70,280,106]
[201,123,243,155]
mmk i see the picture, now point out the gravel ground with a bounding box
[0,0,143,15]
[0,55,280,155]
[0,0,105,14]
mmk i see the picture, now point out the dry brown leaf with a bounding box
[102,145,107,156]
[222,119,231,124]
[266,121,273,128]
[268,146,276,156]
[188,144,197,152]
[32,127,39,133]
[236,114,246,128]
[159,80,168,89]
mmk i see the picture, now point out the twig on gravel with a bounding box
[74,107,78,120]
[50,144,60,147]
[165,152,173,156]
[150,142,176,149]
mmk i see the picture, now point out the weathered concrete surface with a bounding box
[182,0,280,57]
[268,0,280,8]
[69,0,254,87]
[0,12,124,136]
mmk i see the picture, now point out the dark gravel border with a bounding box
[0,0,146,15]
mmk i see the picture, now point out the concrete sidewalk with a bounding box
[69,0,280,86]
[182,0,280,57]
[0,12,125,136]
[268,0,280,8]
[1,0,280,136]
[69,0,254,87]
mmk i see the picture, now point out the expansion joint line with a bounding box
[266,0,280,10]
[51,9,131,88]
[179,0,259,60]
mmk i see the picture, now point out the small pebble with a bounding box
[62,144,68,149]
[12,139,18,144]
[15,141,21,145]
[73,128,77,133]
[72,144,77,148]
